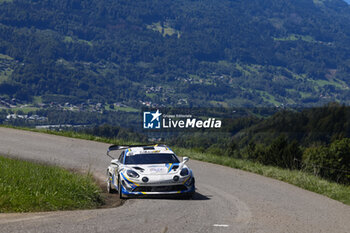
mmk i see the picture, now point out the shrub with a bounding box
[303,138,350,184]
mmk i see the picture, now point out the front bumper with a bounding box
[119,172,195,195]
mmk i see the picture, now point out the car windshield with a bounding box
[124,153,180,165]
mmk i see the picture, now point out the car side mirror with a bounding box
[183,157,189,163]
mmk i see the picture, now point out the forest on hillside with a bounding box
[1,0,350,106]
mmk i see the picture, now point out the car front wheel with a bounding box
[118,175,125,199]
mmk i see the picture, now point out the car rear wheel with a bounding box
[107,173,115,193]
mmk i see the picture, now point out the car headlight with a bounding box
[180,168,189,176]
[126,169,140,178]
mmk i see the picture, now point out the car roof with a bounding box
[124,145,174,156]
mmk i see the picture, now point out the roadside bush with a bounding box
[243,136,302,169]
[303,138,350,184]
[256,136,302,169]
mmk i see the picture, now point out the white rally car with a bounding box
[106,144,195,199]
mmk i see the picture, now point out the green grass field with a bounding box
[0,54,13,60]
[0,53,14,83]
[0,156,103,213]
[104,104,139,113]
[0,68,12,83]
[256,90,281,106]
[63,36,93,46]
[147,22,181,38]
[10,106,40,114]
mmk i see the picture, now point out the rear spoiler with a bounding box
[106,144,168,158]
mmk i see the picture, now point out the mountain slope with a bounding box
[1,0,350,107]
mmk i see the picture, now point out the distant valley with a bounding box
[1,0,350,109]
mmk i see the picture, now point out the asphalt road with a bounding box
[0,127,350,233]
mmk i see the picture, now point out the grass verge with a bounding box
[1,125,350,205]
[0,156,103,213]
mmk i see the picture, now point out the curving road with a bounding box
[0,127,349,233]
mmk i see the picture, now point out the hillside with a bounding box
[1,0,350,107]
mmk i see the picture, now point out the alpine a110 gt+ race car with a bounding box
[106,144,195,199]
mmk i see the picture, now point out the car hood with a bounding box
[126,163,184,175]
